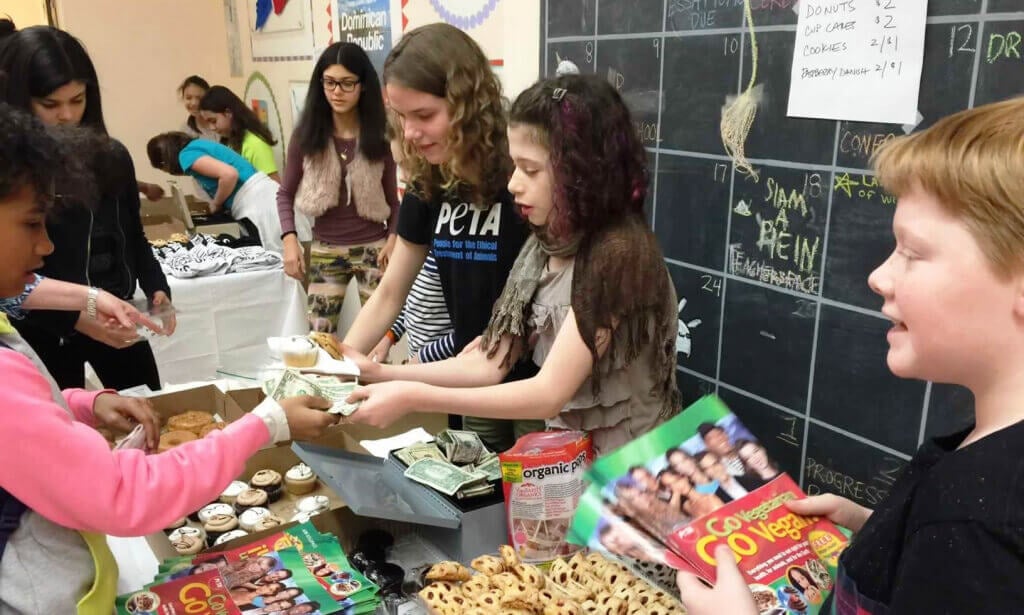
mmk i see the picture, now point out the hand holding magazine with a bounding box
[569,395,848,615]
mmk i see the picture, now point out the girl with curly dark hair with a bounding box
[340,23,541,451]
[343,74,680,455]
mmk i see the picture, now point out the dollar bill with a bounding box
[307,376,360,416]
[436,429,486,465]
[475,454,502,482]
[269,369,321,400]
[394,443,446,467]
[456,482,495,500]
[403,458,479,496]
[263,371,361,416]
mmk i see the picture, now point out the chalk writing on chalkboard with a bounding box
[788,0,928,123]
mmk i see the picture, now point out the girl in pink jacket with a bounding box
[0,105,339,614]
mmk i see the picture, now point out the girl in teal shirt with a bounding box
[146,134,310,253]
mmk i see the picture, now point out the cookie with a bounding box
[284,463,317,495]
[418,581,457,610]
[474,589,504,609]
[249,469,283,502]
[490,572,521,592]
[309,331,342,360]
[499,544,520,568]
[471,554,506,576]
[512,563,545,589]
[544,599,582,615]
[426,561,472,583]
[461,575,492,598]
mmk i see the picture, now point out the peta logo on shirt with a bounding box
[435,201,502,237]
[433,201,502,262]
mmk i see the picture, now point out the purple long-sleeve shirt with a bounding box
[277,135,400,245]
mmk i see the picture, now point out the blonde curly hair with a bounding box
[383,23,510,205]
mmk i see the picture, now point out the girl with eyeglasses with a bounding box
[276,42,399,334]
[199,85,281,182]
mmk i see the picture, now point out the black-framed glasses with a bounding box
[321,77,360,93]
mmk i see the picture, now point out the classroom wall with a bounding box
[5,0,49,28]
[54,0,246,186]
[52,0,540,186]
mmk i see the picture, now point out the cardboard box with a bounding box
[148,384,250,426]
[141,214,188,242]
[145,431,350,561]
[145,390,449,561]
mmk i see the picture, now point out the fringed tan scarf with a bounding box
[482,214,680,417]
[294,144,391,222]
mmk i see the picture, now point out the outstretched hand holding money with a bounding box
[344,381,424,428]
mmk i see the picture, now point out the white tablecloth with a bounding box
[145,269,308,384]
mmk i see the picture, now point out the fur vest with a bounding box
[294,143,391,222]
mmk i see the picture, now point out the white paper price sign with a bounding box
[787,0,927,125]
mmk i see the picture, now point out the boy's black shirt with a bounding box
[832,418,1024,614]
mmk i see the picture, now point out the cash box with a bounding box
[292,441,508,563]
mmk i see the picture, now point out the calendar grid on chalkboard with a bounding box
[966,0,988,106]
[542,0,1015,509]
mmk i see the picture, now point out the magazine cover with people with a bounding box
[122,523,378,614]
[571,395,848,614]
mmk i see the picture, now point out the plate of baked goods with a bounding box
[267,333,360,376]
[416,546,688,614]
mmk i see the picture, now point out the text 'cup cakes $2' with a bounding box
[249,469,283,502]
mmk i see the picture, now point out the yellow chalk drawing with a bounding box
[720,0,762,181]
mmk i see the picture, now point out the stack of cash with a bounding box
[262,370,360,416]
[397,429,500,499]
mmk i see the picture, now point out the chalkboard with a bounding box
[541,0,1022,508]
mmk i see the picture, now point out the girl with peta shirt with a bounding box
[340,23,541,451]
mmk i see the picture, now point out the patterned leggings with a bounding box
[307,239,384,333]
